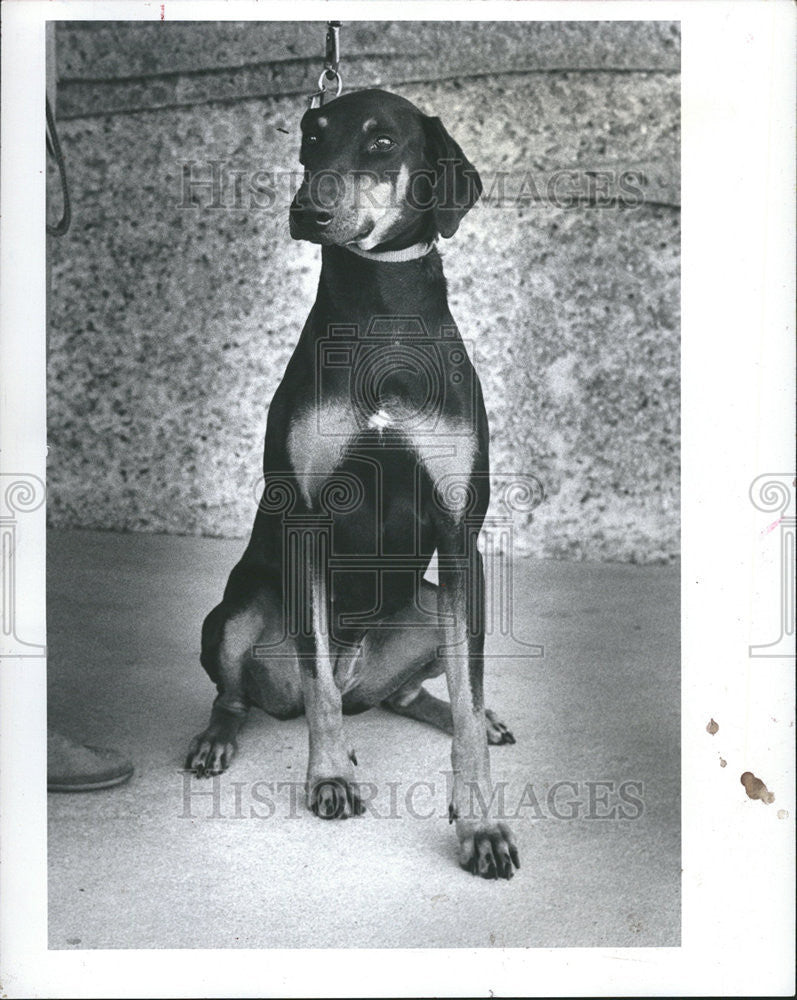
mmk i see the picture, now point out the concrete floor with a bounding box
[47,529,680,949]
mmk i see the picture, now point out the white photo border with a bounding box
[1,1,794,996]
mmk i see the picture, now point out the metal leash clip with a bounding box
[308,21,343,108]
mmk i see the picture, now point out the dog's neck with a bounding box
[358,214,438,254]
[343,214,438,263]
[316,243,450,330]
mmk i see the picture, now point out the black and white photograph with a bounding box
[44,16,681,948]
[0,2,794,996]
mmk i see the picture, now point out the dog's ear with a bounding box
[422,116,482,239]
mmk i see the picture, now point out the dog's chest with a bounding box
[285,398,477,512]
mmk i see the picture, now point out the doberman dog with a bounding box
[187,89,520,879]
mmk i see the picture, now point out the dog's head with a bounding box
[289,89,482,251]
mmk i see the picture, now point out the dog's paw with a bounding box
[185,730,237,777]
[458,821,520,880]
[308,776,364,819]
[485,709,516,745]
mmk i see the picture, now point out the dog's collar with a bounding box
[344,240,436,263]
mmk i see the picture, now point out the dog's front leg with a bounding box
[295,524,363,819]
[438,540,520,879]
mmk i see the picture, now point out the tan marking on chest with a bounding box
[287,402,356,507]
[408,422,479,517]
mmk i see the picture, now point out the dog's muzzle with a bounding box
[289,191,335,241]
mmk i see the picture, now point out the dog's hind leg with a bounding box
[350,580,516,744]
[186,601,262,777]
[383,668,515,745]
[187,578,306,777]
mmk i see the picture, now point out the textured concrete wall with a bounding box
[47,21,679,562]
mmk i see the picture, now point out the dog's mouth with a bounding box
[289,206,374,247]
[289,218,318,243]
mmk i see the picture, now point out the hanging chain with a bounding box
[308,21,343,109]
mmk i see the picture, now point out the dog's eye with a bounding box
[369,136,395,152]
[305,134,320,144]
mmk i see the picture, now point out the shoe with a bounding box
[47,728,134,792]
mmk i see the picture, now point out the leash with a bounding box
[46,97,71,236]
[345,241,437,263]
[308,21,343,108]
